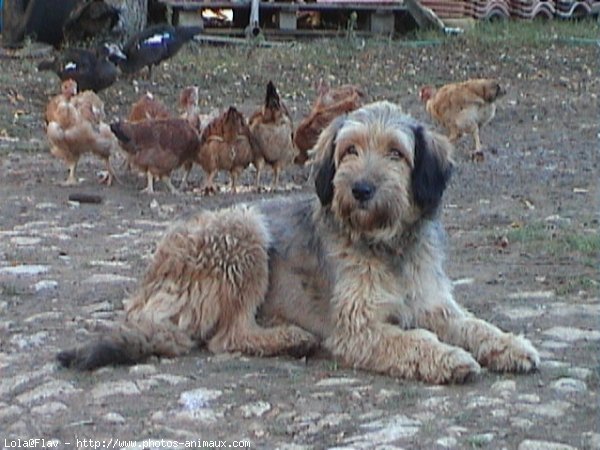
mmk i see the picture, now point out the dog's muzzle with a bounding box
[352,181,376,202]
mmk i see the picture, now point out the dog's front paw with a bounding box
[423,347,481,384]
[442,348,481,384]
[481,334,540,373]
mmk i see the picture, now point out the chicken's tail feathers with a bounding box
[109,121,131,144]
[265,81,281,110]
[57,317,194,371]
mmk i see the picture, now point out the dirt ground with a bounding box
[0,32,598,449]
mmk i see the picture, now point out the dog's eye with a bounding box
[342,145,358,159]
[389,148,405,160]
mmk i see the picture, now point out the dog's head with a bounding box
[313,101,453,242]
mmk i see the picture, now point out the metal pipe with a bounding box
[245,0,261,37]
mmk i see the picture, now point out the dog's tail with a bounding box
[57,316,194,370]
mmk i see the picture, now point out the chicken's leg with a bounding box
[472,126,482,152]
[200,171,217,195]
[99,157,118,186]
[471,126,485,163]
[141,171,155,194]
[272,164,282,190]
[230,171,238,194]
[254,159,264,191]
[180,161,193,190]
[61,161,79,186]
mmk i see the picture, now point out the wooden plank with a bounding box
[369,9,395,33]
[159,0,406,12]
[317,0,401,3]
[195,26,377,38]
[193,34,290,45]
[268,2,406,11]
[161,0,250,9]
[278,10,297,30]
[178,9,205,26]
[404,0,444,29]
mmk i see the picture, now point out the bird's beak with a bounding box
[105,44,127,60]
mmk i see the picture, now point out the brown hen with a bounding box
[122,92,173,174]
[110,118,200,194]
[179,86,200,131]
[197,107,258,194]
[294,81,367,165]
[46,80,118,186]
[128,92,171,123]
[420,79,505,161]
[248,81,295,190]
[177,86,202,189]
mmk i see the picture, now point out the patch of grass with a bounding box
[413,19,600,47]
[506,222,549,243]
[419,419,436,436]
[381,385,421,408]
[565,233,600,254]
[586,365,600,390]
[68,369,103,388]
[0,283,23,296]
[399,385,421,401]
[555,275,598,296]
[549,366,572,380]
[466,434,491,448]
[408,27,445,42]
[453,409,478,425]
[505,222,599,266]
[287,370,303,384]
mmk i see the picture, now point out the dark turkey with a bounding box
[111,24,203,78]
[37,44,123,93]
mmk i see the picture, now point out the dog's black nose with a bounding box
[352,181,376,202]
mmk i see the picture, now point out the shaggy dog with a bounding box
[58,101,539,383]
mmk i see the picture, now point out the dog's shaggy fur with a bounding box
[58,101,539,383]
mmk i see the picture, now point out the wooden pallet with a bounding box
[159,0,408,36]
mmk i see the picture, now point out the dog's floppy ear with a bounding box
[313,115,346,206]
[411,125,454,216]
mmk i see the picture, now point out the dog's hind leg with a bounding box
[57,205,267,370]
